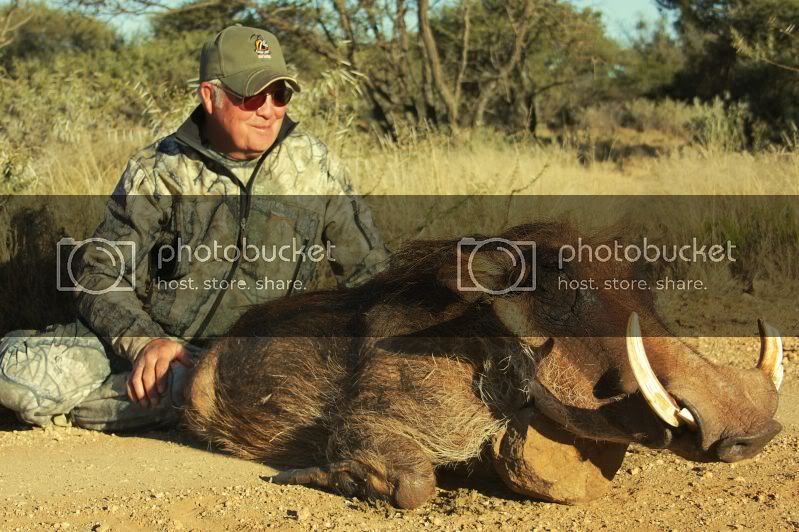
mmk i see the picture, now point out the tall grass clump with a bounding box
[687,97,754,152]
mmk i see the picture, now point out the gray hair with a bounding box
[198,79,225,108]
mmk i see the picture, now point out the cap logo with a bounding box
[251,34,272,59]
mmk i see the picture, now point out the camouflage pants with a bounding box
[0,321,190,431]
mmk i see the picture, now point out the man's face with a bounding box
[200,81,290,160]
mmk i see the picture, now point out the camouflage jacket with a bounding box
[75,107,389,362]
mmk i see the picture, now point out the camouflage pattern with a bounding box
[0,322,189,430]
[0,108,389,429]
[0,322,111,427]
[76,108,388,362]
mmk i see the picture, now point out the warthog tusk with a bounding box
[757,319,784,391]
[626,312,697,429]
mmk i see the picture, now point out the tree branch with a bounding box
[453,0,471,106]
[471,0,536,126]
[0,2,33,50]
[417,0,459,126]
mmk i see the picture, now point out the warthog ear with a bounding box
[437,248,518,302]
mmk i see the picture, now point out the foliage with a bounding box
[0,14,199,171]
[58,0,627,136]
[614,18,686,97]
[0,0,794,155]
[656,0,799,142]
[0,1,119,68]
[686,96,758,152]
[430,2,624,132]
[151,0,249,37]
[0,150,37,193]
[579,98,705,138]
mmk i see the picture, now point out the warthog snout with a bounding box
[715,420,782,462]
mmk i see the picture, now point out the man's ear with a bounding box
[199,83,216,115]
[437,249,513,302]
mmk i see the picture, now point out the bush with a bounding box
[577,98,705,142]
[687,97,754,152]
[0,31,201,160]
[0,2,120,69]
[577,97,773,152]
[0,151,37,193]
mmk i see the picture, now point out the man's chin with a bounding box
[245,138,277,155]
[251,128,279,147]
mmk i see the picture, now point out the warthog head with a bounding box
[436,222,782,463]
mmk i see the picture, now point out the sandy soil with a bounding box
[1,334,797,532]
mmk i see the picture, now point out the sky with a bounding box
[569,0,670,43]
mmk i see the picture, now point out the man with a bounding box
[0,25,388,431]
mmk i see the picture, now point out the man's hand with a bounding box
[127,339,194,408]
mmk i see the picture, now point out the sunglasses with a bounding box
[223,82,293,111]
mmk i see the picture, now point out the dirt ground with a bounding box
[1,332,797,531]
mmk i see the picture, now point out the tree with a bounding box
[656,0,799,140]
[615,18,685,98]
[0,1,33,51]
[151,0,250,37]
[731,15,799,74]
[1,1,119,69]
[56,0,626,137]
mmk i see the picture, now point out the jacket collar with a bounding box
[175,105,298,170]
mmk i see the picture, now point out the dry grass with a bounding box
[18,124,799,197]
[1,101,798,336]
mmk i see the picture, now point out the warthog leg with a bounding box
[268,455,436,509]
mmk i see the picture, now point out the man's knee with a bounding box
[0,323,111,427]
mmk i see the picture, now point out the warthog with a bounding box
[185,222,783,509]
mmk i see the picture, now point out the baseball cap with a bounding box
[198,25,301,97]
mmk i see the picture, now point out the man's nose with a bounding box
[255,95,276,117]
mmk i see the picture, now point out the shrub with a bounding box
[687,97,752,152]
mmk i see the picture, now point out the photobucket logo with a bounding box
[456,237,536,295]
[156,237,335,269]
[558,238,737,268]
[57,237,136,294]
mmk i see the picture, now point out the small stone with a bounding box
[629,467,641,476]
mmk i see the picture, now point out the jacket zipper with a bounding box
[191,121,297,339]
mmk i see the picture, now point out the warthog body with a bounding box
[185,223,782,508]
